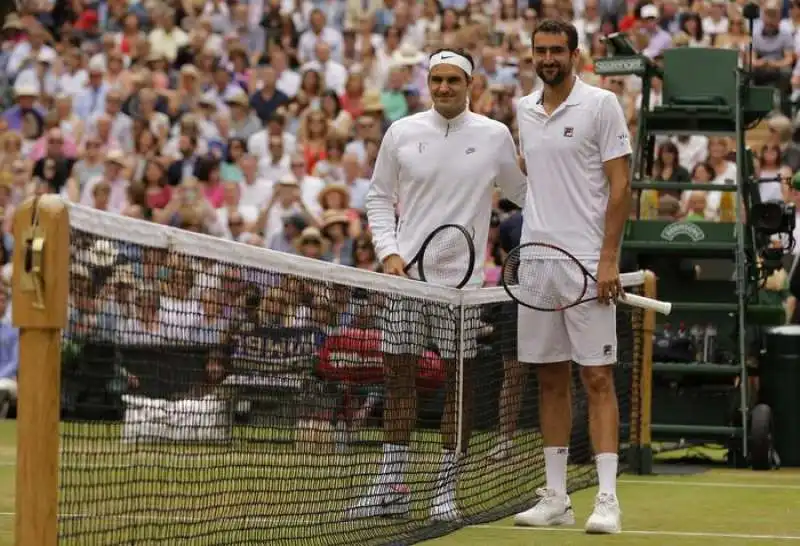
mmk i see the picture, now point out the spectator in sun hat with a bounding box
[295,226,331,260]
[73,57,109,120]
[359,89,387,131]
[226,91,262,141]
[254,173,312,245]
[80,149,130,213]
[15,48,58,99]
[321,209,355,265]
[2,81,44,132]
[318,181,363,236]
[638,4,673,59]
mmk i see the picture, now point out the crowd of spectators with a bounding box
[3,0,800,408]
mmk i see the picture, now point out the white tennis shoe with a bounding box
[514,488,575,527]
[344,483,410,520]
[585,492,622,534]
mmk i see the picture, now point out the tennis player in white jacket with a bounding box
[347,48,527,522]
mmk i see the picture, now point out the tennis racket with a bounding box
[502,242,672,315]
[404,224,476,289]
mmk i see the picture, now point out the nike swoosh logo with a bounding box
[441,54,453,59]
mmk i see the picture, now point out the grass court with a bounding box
[1,420,799,545]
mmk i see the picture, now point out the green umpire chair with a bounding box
[647,47,773,134]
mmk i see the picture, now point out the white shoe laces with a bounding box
[593,493,618,517]
[535,488,562,504]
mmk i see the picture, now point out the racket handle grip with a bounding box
[621,293,672,315]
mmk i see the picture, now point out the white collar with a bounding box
[429,106,469,133]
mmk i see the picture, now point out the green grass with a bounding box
[4,421,800,545]
[3,420,569,545]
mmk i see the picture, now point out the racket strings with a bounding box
[505,247,587,310]
[419,228,473,286]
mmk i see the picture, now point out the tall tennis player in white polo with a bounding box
[512,20,632,535]
[348,49,527,522]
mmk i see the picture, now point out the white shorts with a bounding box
[516,260,617,366]
[380,295,481,360]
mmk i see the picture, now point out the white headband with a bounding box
[428,51,473,76]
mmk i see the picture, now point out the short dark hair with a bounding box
[428,48,476,72]
[531,19,579,52]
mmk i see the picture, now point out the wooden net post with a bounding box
[637,270,657,475]
[11,196,70,546]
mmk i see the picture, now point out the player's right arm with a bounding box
[365,125,406,276]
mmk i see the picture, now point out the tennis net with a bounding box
[56,204,651,545]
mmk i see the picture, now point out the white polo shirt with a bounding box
[517,78,632,262]
[366,107,527,286]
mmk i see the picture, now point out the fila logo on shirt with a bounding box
[563,127,574,138]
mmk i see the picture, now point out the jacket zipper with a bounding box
[445,123,450,138]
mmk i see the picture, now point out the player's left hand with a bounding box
[596,258,623,305]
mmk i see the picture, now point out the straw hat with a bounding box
[276,173,299,187]
[2,15,23,31]
[14,81,39,97]
[180,64,200,78]
[105,149,126,167]
[392,43,426,67]
[225,90,250,108]
[361,90,384,114]
[321,209,350,230]
[318,183,351,209]
[294,226,330,253]
[199,91,217,107]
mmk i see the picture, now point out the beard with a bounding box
[536,61,572,86]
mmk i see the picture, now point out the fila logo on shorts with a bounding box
[563,127,574,137]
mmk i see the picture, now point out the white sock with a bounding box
[379,443,409,485]
[544,446,569,496]
[595,452,618,496]
[435,449,458,497]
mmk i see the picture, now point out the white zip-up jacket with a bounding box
[366,107,527,286]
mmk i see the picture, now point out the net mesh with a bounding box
[58,204,647,546]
